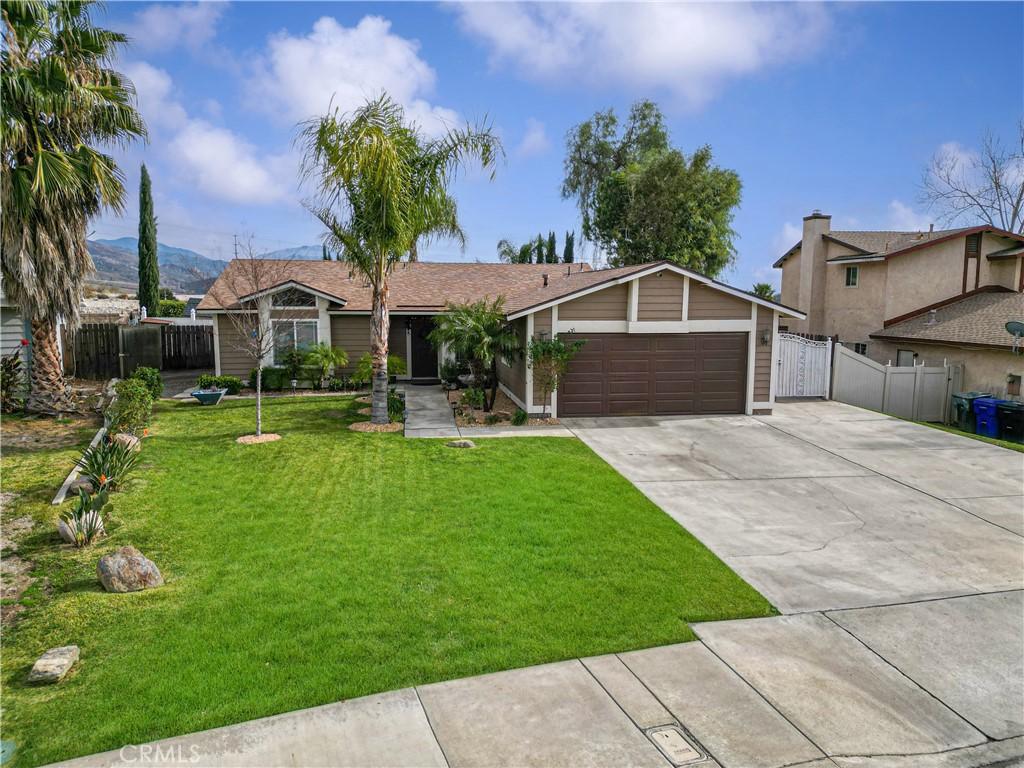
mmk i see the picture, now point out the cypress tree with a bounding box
[137,164,160,315]
[322,244,330,260]
[546,231,557,263]
[534,234,545,265]
[562,230,575,263]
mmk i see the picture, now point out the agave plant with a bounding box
[80,439,139,491]
[58,488,109,547]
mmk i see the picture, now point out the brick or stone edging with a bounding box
[51,423,107,506]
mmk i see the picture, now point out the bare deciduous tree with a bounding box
[217,243,301,437]
[921,122,1024,234]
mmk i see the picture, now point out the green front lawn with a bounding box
[1,396,773,766]
[917,420,1024,453]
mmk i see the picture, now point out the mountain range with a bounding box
[86,238,326,294]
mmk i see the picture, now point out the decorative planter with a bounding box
[191,388,228,406]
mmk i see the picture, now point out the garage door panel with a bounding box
[560,332,746,417]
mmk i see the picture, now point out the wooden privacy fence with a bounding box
[831,343,962,422]
[64,323,213,379]
[161,324,214,370]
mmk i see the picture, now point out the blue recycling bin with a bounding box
[973,397,1000,438]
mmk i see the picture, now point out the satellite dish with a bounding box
[1008,321,1024,355]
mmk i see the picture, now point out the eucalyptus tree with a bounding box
[299,94,501,424]
[1,0,146,412]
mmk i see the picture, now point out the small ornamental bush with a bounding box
[59,488,110,547]
[512,408,528,426]
[129,366,162,399]
[81,439,140,491]
[249,367,287,391]
[155,299,185,317]
[196,374,243,395]
[353,352,407,386]
[461,387,485,410]
[0,345,26,413]
[107,379,153,435]
[387,387,405,422]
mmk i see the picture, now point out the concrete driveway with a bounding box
[565,400,1023,613]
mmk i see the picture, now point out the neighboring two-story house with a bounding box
[774,211,1024,397]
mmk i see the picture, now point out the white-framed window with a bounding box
[852,342,868,355]
[845,266,859,287]
[271,320,317,365]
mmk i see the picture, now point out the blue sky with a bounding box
[92,1,1023,291]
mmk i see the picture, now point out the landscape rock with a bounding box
[67,476,94,495]
[27,645,79,684]
[446,439,476,449]
[112,432,141,452]
[97,546,164,592]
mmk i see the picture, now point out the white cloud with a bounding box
[123,2,224,52]
[516,118,550,158]
[123,61,187,130]
[124,62,289,205]
[887,200,931,231]
[773,221,802,253]
[249,15,459,135]
[454,3,830,106]
[169,121,292,205]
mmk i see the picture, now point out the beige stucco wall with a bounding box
[559,283,627,320]
[821,260,887,343]
[687,283,750,319]
[780,248,802,330]
[637,272,685,320]
[883,237,966,319]
[870,338,1023,400]
[979,234,1021,289]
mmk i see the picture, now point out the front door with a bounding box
[410,317,438,378]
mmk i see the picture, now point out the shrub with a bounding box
[439,359,465,386]
[387,387,405,422]
[326,376,348,392]
[158,287,175,300]
[1,346,25,413]
[485,413,502,425]
[129,366,162,400]
[353,352,407,386]
[461,387,485,410]
[249,367,287,391]
[59,488,109,547]
[512,408,528,426]
[155,298,185,317]
[305,343,349,389]
[196,374,243,395]
[81,439,140,491]
[107,379,152,435]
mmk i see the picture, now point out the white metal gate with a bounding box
[777,333,832,398]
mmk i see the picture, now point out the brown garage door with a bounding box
[559,333,747,417]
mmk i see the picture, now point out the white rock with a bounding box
[27,645,79,684]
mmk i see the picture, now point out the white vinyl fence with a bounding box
[777,333,832,398]
[831,343,962,422]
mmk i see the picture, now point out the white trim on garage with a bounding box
[549,304,559,418]
[525,312,534,413]
[768,310,780,405]
[745,303,757,415]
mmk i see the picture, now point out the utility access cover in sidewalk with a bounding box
[646,726,705,765]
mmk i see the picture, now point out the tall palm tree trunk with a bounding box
[27,319,73,414]
[370,281,390,424]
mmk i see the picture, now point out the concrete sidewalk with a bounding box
[402,384,574,439]
[51,591,1024,768]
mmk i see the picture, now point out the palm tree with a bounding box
[1,0,146,412]
[752,282,778,301]
[299,94,502,424]
[429,298,521,412]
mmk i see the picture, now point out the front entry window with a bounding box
[272,320,317,364]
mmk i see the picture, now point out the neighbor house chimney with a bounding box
[798,210,831,334]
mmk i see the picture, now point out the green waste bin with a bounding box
[950,391,992,433]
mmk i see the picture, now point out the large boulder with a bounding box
[97,546,163,593]
[67,476,94,495]
[27,645,79,684]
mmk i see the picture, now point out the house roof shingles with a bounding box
[869,290,1024,349]
[199,259,802,317]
